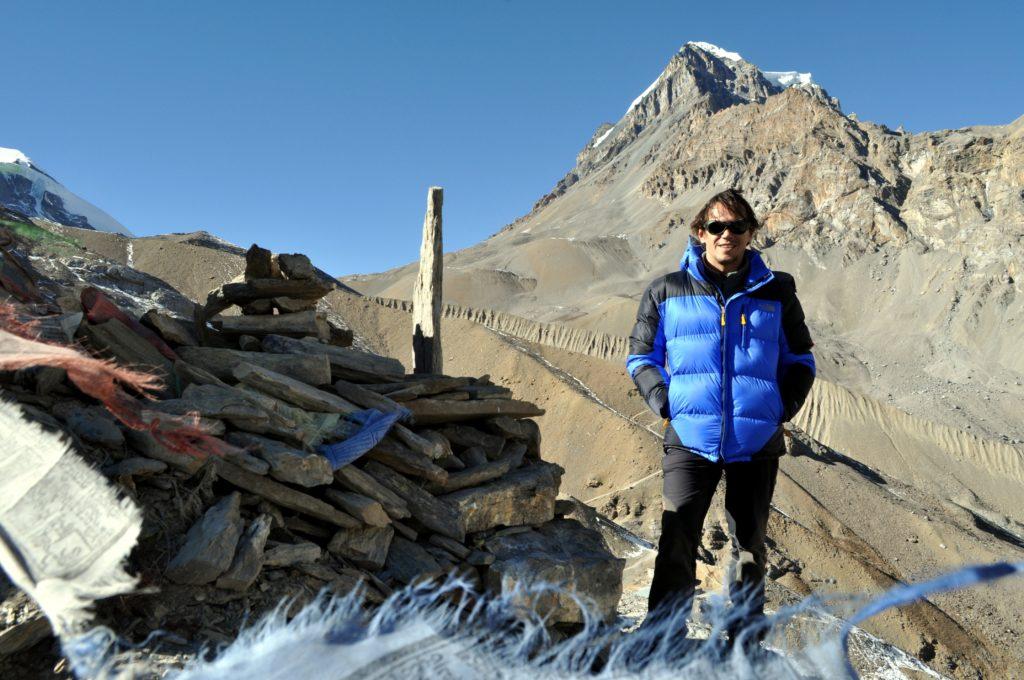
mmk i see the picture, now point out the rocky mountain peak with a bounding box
[536,43,844,214]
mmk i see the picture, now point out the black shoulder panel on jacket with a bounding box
[628,275,668,358]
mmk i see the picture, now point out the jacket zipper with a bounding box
[717,274,773,460]
[717,292,728,460]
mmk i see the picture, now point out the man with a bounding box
[626,188,815,641]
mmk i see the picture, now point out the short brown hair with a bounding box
[689,188,760,236]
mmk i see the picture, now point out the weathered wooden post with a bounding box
[412,186,443,374]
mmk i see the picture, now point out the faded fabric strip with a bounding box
[0,312,234,461]
[317,408,409,470]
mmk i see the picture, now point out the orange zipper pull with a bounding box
[741,313,747,326]
[720,308,726,326]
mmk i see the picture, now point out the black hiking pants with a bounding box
[648,443,780,628]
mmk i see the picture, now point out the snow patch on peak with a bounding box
[627,75,662,113]
[685,41,743,62]
[592,127,615,148]
[0,147,33,166]
[764,70,815,88]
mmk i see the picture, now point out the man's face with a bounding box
[697,202,753,272]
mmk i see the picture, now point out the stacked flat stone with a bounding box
[0,245,624,655]
[198,243,352,347]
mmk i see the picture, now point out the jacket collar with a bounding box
[680,236,773,293]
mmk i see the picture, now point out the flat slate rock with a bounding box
[154,383,269,425]
[141,310,198,347]
[383,536,442,585]
[333,465,411,520]
[263,541,322,568]
[81,319,175,386]
[405,398,544,425]
[165,493,244,585]
[216,514,273,591]
[323,488,391,527]
[102,457,167,478]
[363,461,463,542]
[261,334,405,382]
[233,362,358,414]
[328,525,395,571]
[427,442,526,494]
[124,429,204,474]
[244,244,276,280]
[365,437,448,484]
[53,401,124,449]
[227,431,333,487]
[212,309,324,338]
[212,459,360,529]
[437,425,505,459]
[177,346,331,386]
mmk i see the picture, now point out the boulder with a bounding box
[485,519,625,624]
[277,253,315,280]
[440,461,562,534]
[244,244,276,280]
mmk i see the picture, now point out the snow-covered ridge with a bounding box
[685,41,743,62]
[0,147,33,166]
[592,127,615,148]
[627,75,662,113]
[0,146,132,236]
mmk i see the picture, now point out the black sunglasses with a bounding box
[704,219,752,236]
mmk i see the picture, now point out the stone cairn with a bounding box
[0,241,623,659]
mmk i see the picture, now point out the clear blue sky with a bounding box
[3,1,1021,276]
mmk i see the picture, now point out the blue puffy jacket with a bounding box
[626,239,816,463]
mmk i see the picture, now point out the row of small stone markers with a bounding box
[0,243,624,654]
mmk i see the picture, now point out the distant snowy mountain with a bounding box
[0,147,131,235]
